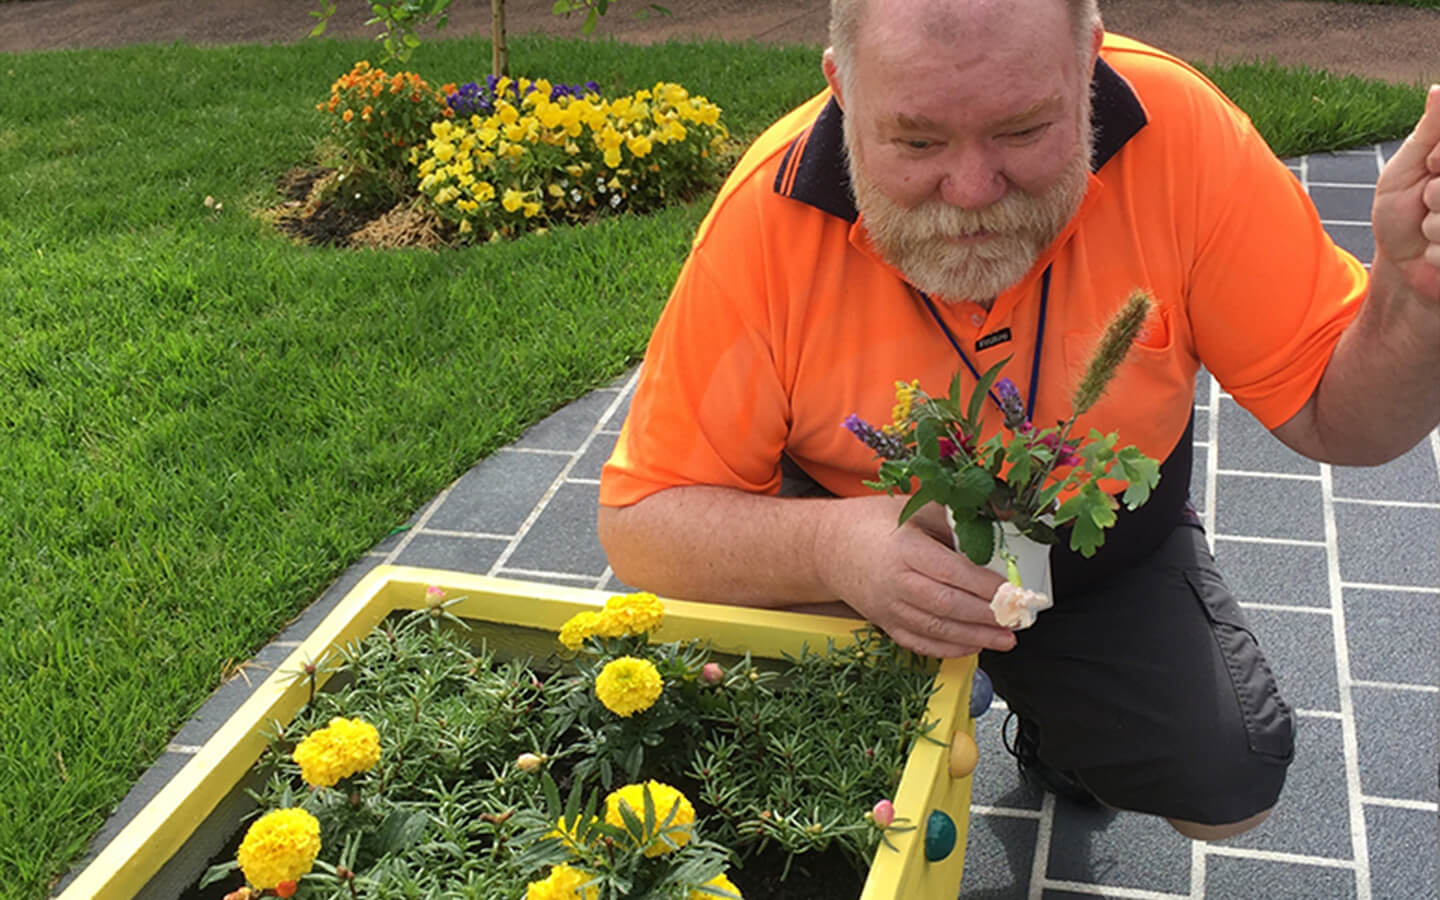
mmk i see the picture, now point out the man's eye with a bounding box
[1004,124,1048,140]
[903,139,933,150]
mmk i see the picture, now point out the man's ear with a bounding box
[822,48,845,109]
[1085,21,1104,77]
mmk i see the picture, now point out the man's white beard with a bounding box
[846,115,1093,304]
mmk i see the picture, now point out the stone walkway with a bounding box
[65,141,1439,898]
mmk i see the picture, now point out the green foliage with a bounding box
[310,0,456,64]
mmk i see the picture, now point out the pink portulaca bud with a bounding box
[701,663,724,684]
[871,798,895,828]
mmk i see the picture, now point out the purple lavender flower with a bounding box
[843,414,907,460]
[995,377,1029,431]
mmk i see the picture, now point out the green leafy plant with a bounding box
[201,594,935,899]
[845,290,1162,562]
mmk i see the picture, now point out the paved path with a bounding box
[65,141,1439,899]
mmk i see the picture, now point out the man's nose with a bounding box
[937,146,1008,209]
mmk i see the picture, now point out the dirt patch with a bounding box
[260,166,441,249]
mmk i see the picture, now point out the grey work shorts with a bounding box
[980,522,1296,825]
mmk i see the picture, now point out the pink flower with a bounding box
[701,662,724,684]
[871,798,895,827]
[937,437,958,459]
[990,582,1053,630]
[1036,433,1082,467]
[425,585,445,607]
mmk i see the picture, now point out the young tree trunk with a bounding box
[491,0,509,78]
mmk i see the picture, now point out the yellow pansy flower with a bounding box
[497,102,519,126]
[522,200,541,218]
[625,134,653,158]
[473,181,496,202]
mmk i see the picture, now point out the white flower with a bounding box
[990,582,1052,630]
[609,194,622,208]
[571,189,582,203]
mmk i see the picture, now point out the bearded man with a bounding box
[597,0,1440,840]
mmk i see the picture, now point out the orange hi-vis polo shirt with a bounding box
[601,34,1367,587]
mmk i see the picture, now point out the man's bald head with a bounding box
[828,0,1101,100]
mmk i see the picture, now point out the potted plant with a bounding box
[844,290,1162,628]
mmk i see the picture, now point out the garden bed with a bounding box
[57,567,976,900]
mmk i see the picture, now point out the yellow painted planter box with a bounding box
[60,565,975,900]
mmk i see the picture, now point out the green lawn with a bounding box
[0,32,1426,900]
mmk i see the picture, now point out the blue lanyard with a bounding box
[914,263,1052,420]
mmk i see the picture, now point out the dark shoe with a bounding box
[1002,711,1101,807]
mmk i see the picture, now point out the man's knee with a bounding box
[1167,807,1273,841]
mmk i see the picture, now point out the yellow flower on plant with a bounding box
[522,200,542,218]
[497,102,519,126]
[546,815,594,852]
[525,864,598,900]
[236,807,321,890]
[502,188,525,213]
[456,198,479,213]
[598,592,665,637]
[432,141,455,163]
[604,781,695,856]
[473,181,496,202]
[886,379,921,434]
[689,873,743,899]
[625,134,653,158]
[458,219,473,234]
[594,656,662,717]
[559,610,602,650]
[604,147,622,168]
[292,717,381,788]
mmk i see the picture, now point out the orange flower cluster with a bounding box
[317,60,454,172]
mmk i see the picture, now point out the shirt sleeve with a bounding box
[1182,80,1368,429]
[599,191,791,508]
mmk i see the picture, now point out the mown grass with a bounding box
[0,31,1426,900]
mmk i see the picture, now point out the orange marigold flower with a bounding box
[342,109,353,122]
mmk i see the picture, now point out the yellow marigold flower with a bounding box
[293,717,381,788]
[626,134,653,158]
[689,873,742,900]
[597,592,665,637]
[594,656,662,717]
[501,188,525,213]
[236,807,321,890]
[525,864,598,900]
[555,610,601,645]
[604,781,695,856]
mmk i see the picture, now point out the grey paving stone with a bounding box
[171,642,296,747]
[1243,606,1340,713]
[274,555,384,645]
[1190,451,1208,516]
[1227,715,1350,859]
[1343,588,1440,687]
[1380,139,1403,162]
[1366,804,1438,900]
[1352,685,1439,803]
[1334,504,1440,588]
[1193,406,1210,440]
[512,388,618,451]
[1214,475,1325,542]
[424,449,569,534]
[1046,807,1190,894]
[1205,856,1356,900]
[601,571,642,593]
[1213,539,1330,608]
[392,532,508,575]
[50,751,194,895]
[600,375,637,431]
[572,430,619,480]
[1217,399,1320,476]
[1308,185,1375,222]
[1305,152,1382,185]
[493,568,603,590]
[1330,438,1440,504]
[968,712,1044,811]
[958,813,1037,898]
[1324,223,1374,263]
[504,481,609,576]
[1194,370,1214,408]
